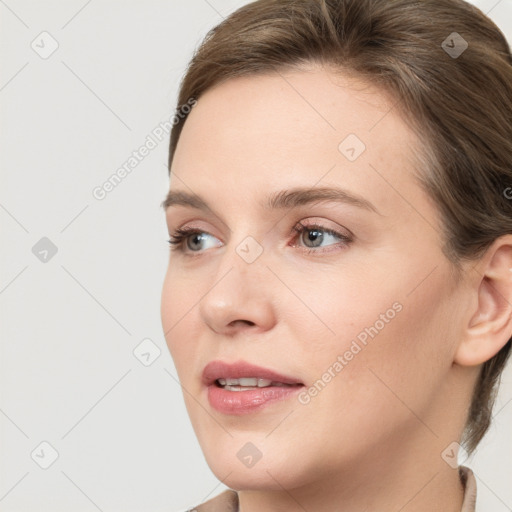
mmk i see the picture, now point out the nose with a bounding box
[198,243,277,336]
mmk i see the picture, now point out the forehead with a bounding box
[170,65,424,220]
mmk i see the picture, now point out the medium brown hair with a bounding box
[168,0,512,454]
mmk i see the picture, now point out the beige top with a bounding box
[189,466,477,512]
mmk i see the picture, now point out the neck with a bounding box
[238,438,465,512]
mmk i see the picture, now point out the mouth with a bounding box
[214,377,302,391]
[202,360,305,414]
[202,360,304,387]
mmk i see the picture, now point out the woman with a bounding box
[160,0,512,510]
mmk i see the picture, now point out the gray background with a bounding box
[0,1,511,511]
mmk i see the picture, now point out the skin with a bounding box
[161,63,512,512]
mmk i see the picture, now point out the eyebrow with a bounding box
[161,186,381,215]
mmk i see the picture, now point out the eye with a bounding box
[167,221,353,256]
[167,227,221,254]
[291,221,352,253]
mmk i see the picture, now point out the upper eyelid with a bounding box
[169,216,350,234]
[293,220,352,236]
[169,220,348,239]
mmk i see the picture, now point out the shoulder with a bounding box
[176,489,239,512]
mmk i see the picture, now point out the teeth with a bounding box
[224,385,255,391]
[216,378,275,387]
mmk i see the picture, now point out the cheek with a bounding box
[282,285,452,474]
[289,259,455,418]
[160,268,201,371]
[362,285,454,420]
[281,264,397,361]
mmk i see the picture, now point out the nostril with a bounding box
[229,319,256,327]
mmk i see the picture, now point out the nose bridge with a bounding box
[208,232,267,302]
[214,227,268,280]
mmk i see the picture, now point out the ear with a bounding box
[454,235,512,367]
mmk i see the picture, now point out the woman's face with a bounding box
[161,64,472,490]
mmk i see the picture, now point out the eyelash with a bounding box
[167,222,353,256]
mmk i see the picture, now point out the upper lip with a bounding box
[202,360,304,386]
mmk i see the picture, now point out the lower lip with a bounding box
[207,383,304,415]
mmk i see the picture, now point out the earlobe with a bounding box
[454,237,512,367]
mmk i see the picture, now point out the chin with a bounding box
[203,445,313,491]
